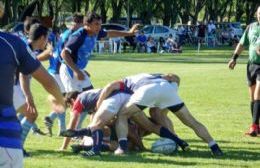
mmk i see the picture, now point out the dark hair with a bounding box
[73,13,84,24]
[24,17,41,32]
[65,91,80,107]
[83,11,101,24]
[29,24,48,41]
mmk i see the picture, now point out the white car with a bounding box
[141,25,178,40]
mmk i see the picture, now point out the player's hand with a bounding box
[75,70,85,80]
[46,43,53,53]
[25,95,37,116]
[129,24,140,35]
[228,59,236,70]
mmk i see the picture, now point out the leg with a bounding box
[149,108,175,133]
[174,105,213,143]
[173,105,223,156]
[131,111,189,151]
[114,103,142,154]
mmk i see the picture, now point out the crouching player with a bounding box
[96,73,223,156]
[60,87,189,156]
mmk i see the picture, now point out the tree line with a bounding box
[0,0,259,28]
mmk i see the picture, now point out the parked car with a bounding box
[141,25,178,41]
[215,22,243,37]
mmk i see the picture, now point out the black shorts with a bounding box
[247,62,260,86]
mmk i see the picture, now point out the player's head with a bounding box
[71,12,84,30]
[29,23,49,50]
[65,91,80,108]
[24,17,41,34]
[162,73,180,86]
[84,11,102,34]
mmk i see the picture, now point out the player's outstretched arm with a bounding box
[96,81,121,109]
[106,24,140,38]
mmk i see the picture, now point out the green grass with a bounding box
[26,47,260,168]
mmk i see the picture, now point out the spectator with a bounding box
[197,21,207,44]
[136,31,147,52]
[146,36,156,53]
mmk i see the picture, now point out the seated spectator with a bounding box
[158,37,166,53]
[136,31,147,52]
[165,34,182,53]
[146,36,156,53]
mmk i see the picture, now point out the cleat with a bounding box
[82,150,101,157]
[179,141,191,151]
[71,144,92,154]
[114,147,127,155]
[60,128,91,137]
[32,128,47,136]
[60,129,79,137]
[245,124,258,137]
[23,149,30,158]
[210,144,223,156]
[44,116,53,137]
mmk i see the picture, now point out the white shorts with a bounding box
[13,85,26,110]
[50,73,65,93]
[99,93,131,115]
[0,147,23,168]
[60,64,92,93]
[129,82,183,109]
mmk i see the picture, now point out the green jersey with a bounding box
[240,22,260,63]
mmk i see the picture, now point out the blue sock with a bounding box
[31,123,38,131]
[159,127,184,146]
[57,112,66,132]
[118,138,128,151]
[21,118,33,144]
[91,130,103,153]
[101,143,110,151]
[49,112,58,121]
[17,113,24,121]
[77,112,88,129]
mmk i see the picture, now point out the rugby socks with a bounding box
[49,112,58,121]
[118,138,128,151]
[17,113,24,121]
[21,118,33,144]
[253,100,260,125]
[91,130,103,153]
[77,112,88,129]
[101,143,110,151]
[208,141,217,148]
[250,101,254,117]
[57,112,66,132]
[159,127,186,147]
[208,141,223,156]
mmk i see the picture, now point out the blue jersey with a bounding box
[0,32,40,149]
[64,28,107,76]
[48,29,74,74]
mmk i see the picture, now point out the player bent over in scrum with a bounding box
[96,73,223,156]
[61,88,188,156]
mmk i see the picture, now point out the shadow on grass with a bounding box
[29,149,197,166]
[90,53,248,64]
[85,152,197,166]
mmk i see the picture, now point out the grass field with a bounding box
[26,47,260,168]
